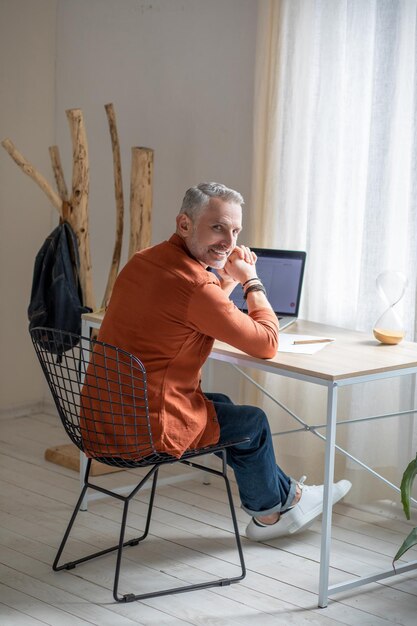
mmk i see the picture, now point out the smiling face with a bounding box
[176,197,242,269]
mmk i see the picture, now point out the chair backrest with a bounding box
[30,327,160,464]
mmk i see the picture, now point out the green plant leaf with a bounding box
[393,526,417,565]
[400,453,417,520]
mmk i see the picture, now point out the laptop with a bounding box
[228,248,307,330]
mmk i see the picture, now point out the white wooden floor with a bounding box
[1,410,417,625]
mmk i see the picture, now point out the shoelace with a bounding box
[282,476,308,514]
[298,475,307,490]
[297,475,322,493]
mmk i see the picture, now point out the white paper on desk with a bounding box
[278,334,335,354]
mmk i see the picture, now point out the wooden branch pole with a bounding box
[66,108,96,312]
[3,105,155,475]
[129,147,153,258]
[101,103,124,310]
[1,138,62,213]
[49,145,69,202]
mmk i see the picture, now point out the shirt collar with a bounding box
[168,233,208,268]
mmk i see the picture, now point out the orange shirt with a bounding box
[83,235,278,458]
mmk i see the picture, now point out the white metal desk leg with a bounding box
[318,382,338,608]
[79,323,90,511]
[200,360,215,485]
[80,451,88,511]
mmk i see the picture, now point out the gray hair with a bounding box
[179,182,244,221]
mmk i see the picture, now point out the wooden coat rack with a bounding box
[2,103,154,475]
[2,103,154,312]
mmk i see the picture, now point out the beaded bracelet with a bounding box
[243,284,266,300]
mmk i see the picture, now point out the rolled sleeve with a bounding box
[187,283,278,359]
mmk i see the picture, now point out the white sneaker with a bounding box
[246,478,352,542]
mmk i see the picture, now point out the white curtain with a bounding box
[251,0,417,502]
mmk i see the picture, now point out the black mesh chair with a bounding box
[30,327,246,603]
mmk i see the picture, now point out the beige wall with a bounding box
[54,0,258,302]
[0,0,258,413]
[0,0,57,414]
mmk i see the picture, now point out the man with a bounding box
[94,182,351,541]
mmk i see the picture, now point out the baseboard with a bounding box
[0,399,57,420]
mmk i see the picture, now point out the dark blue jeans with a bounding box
[205,393,296,517]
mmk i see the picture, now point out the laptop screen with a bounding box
[228,248,306,317]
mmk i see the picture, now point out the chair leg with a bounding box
[114,453,246,603]
[221,453,246,583]
[53,458,94,571]
[113,467,159,601]
[53,482,90,571]
[113,498,132,601]
[53,455,246,603]
[53,463,159,573]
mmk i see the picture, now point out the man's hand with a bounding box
[224,245,258,284]
[216,267,239,295]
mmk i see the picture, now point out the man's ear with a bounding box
[176,213,192,237]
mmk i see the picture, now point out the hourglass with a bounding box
[373,271,407,345]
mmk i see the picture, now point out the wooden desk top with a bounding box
[82,312,417,383]
[83,310,105,325]
[212,320,417,382]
